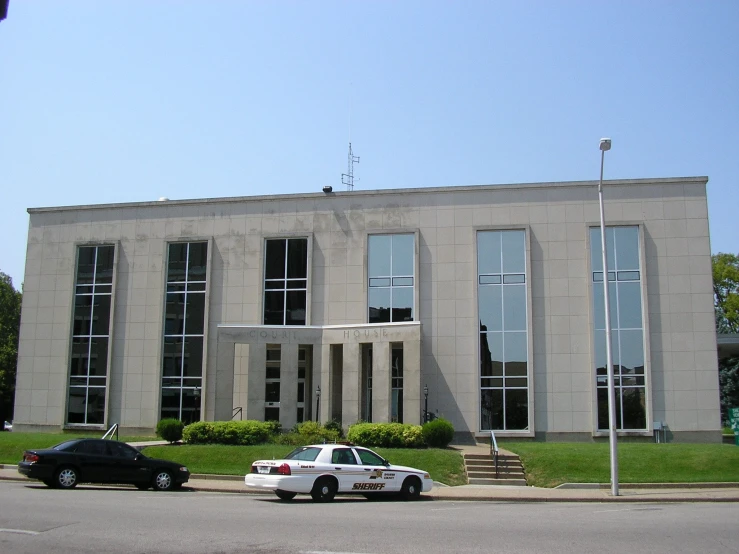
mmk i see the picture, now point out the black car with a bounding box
[18,438,190,491]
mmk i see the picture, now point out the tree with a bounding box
[713,253,739,424]
[0,272,22,424]
[712,253,739,333]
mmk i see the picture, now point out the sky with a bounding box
[1,1,737,289]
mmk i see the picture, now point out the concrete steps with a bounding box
[464,452,528,486]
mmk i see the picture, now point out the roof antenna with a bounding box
[341,83,360,191]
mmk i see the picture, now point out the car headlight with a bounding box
[423,473,431,479]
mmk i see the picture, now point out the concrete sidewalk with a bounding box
[2,464,738,502]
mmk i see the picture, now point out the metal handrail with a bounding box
[232,407,243,421]
[490,430,499,478]
[102,423,119,441]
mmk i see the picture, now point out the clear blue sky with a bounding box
[1,1,737,289]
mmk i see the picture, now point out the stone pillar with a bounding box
[246,343,266,421]
[372,342,392,423]
[214,340,236,421]
[403,339,421,425]
[341,343,362,426]
[280,343,299,430]
[313,344,331,423]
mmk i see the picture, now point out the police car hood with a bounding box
[386,463,426,475]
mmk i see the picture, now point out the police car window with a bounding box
[356,449,385,465]
[332,449,357,465]
[285,447,321,462]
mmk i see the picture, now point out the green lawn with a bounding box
[501,442,739,488]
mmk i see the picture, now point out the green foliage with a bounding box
[182,420,274,445]
[421,417,455,448]
[0,272,21,424]
[713,253,739,333]
[347,422,425,448]
[719,357,739,425]
[156,418,184,443]
[272,421,341,445]
[323,419,343,436]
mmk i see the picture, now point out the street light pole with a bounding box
[598,137,619,496]
[423,384,429,423]
[315,385,321,423]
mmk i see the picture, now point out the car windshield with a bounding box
[51,440,83,451]
[284,446,322,461]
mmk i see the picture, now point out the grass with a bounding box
[140,444,469,486]
[501,441,739,488]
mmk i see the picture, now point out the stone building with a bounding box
[12,176,721,442]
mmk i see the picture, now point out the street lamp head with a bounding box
[599,138,612,152]
[423,384,428,396]
[316,385,321,397]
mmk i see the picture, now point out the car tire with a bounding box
[400,476,422,501]
[55,466,78,489]
[310,477,337,502]
[275,489,297,501]
[152,470,174,491]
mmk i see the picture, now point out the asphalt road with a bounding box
[1,481,738,554]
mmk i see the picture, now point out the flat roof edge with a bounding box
[27,176,709,214]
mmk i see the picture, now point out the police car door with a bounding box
[354,447,400,493]
[330,447,364,492]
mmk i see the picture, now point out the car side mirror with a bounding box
[383,460,391,467]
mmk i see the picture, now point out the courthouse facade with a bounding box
[12,176,722,441]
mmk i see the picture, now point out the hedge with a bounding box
[182,420,276,445]
[347,422,425,448]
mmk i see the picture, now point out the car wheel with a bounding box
[153,470,174,491]
[400,476,422,500]
[135,483,150,491]
[55,466,78,489]
[310,477,337,502]
[275,489,297,501]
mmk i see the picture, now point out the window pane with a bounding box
[621,387,646,429]
[264,290,285,325]
[503,274,525,284]
[67,388,87,423]
[70,338,89,376]
[286,279,307,290]
[369,278,391,287]
[183,337,203,377]
[505,388,528,430]
[619,330,644,374]
[478,285,502,332]
[392,234,414,276]
[95,246,115,284]
[392,277,413,287]
[480,389,503,430]
[90,294,111,336]
[164,293,185,335]
[286,291,307,325]
[369,288,391,324]
[615,227,639,270]
[185,292,206,335]
[590,227,616,273]
[504,332,527,376]
[265,240,286,280]
[480,331,503,377]
[163,337,182,377]
[617,282,642,329]
[286,239,308,279]
[477,231,502,275]
[592,281,617,330]
[265,382,280,402]
[503,285,526,331]
[187,242,208,280]
[180,388,201,424]
[88,337,108,376]
[368,235,391,278]
[479,275,501,285]
[167,243,188,282]
[391,287,413,322]
[597,387,609,430]
[85,388,106,425]
[73,295,93,336]
[617,271,640,281]
[76,247,97,285]
[501,231,525,274]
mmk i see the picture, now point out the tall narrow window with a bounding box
[161,242,207,424]
[68,245,115,425]
[368,234,415,323]
[391,345,404,423]
[590,226,646,430]
[297,345,312,423]
[265,345,281,421]
[264,238,308,325]
[477,230,528,431]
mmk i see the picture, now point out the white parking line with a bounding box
[0,528,40,535]
[301,551,374,554]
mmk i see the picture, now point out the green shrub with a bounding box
[182,420,273,445]
[422,417,454,448]
[156,418,184,443]
[323,419,343,436]
[347,422,425,448]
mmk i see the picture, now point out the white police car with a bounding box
[244,443,434,502]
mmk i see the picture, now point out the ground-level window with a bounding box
[477,230,528,431]
[590,226,647,430]
[67,245,115,425]
[161,241,207,424]
[265,345,280,421]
